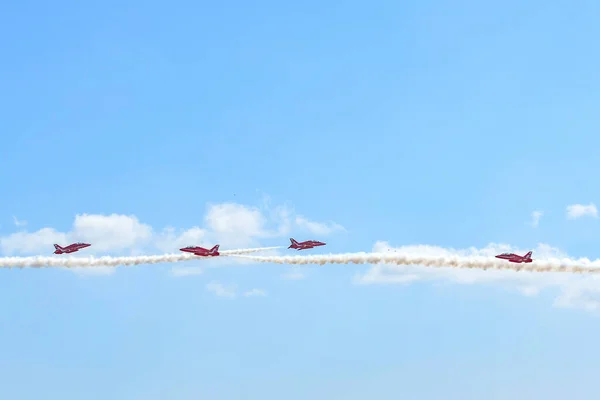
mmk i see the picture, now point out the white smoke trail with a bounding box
[0,246,281,269]
[220,247,281,256]
[230,252,600,274]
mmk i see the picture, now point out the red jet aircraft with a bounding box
[180,244,220,256]
[495,251,533,263]
[53,242,91,254]
[288,238,326,250]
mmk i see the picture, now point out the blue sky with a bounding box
[1,0,600,398]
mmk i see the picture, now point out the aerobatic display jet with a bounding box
[288,238,326,250]
[179,244,220,257]
[495,251,533,263]
[53,242,91,254]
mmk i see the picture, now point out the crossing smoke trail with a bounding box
[0,246,281,269]
[230,252,600,274]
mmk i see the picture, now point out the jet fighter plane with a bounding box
[53,242,91,254]
[288,238,326,251]
[495,251,533,263]
[179,244,220,257]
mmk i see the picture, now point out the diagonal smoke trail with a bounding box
[0,246,281,269]
[230,252,600,274]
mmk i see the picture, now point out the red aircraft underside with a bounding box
[495,251,533,263]
[180,244,220,256]
[288,238,326,250]
[53,242,91,254]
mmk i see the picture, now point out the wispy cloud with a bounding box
[243,288,267,297]
[206,281,237,298]
[205,282,267,299]
[531,210,543,227]
[12,216,27,227]
[295,216,345,236]
[566,203,598,219]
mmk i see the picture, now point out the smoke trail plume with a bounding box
[0,246,281,269]
[230,252,600,274]
[220,247,281,255]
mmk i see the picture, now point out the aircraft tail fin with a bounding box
[54,244,62,250]
[289,238,298,248]
[524,251,533,259]
[210,244,219,253]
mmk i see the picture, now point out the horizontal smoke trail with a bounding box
[230,252,600,274]
[220,247,281,255]
[0,246,281,269]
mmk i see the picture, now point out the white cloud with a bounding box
[531,210,543,227]
[12,216,27,227]
[205,203,267,239]
[553,277,600,311]
[205,282,267,298]
[159,202,342,254]
[295,216,345,236]
[0,228,68,256]
[0,200,343,256]
[0,214,152,256]
[355,241,600,312]
[154,226,208,253]
[0,199,344,282]
[268,205,294,236]
[206,281,237,298]
[566,203,598,219]
[71,214,153,252]
[243,288,267,297]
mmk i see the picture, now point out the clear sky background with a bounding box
[1,0,600,399]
